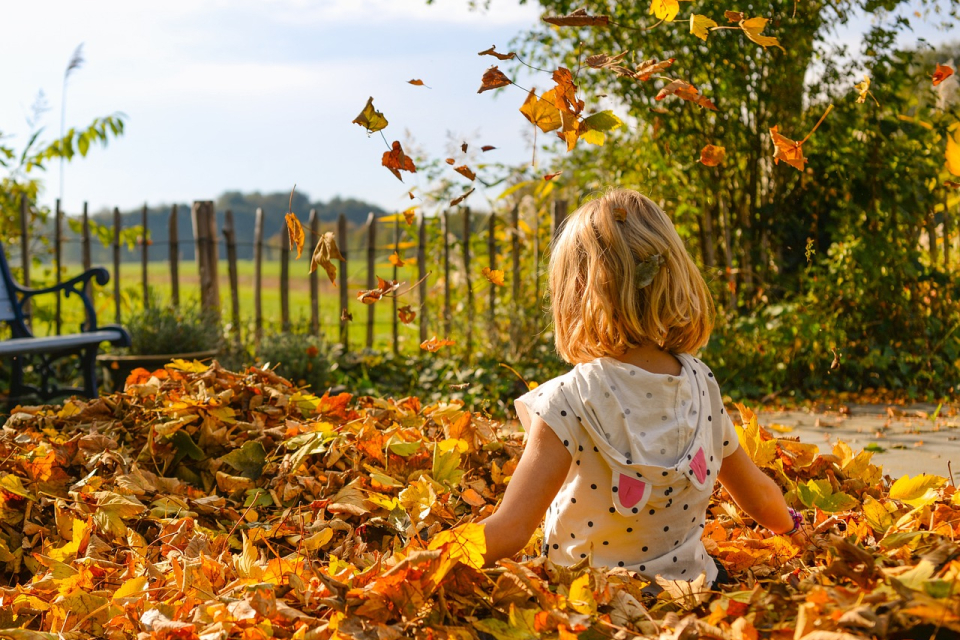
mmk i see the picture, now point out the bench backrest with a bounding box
[0,276,15,322]
[0,245,28,331]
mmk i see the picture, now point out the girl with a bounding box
[480,189,805,588]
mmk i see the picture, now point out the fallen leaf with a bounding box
[309,232,346,284]
[352,96,389,133]
[769,126,806,171]
[699,144,726,166]
[461,142,468,153]
[478,66,512,93]
[382,141,417,182]
[341,308,353,322]
[933,63,954,86]
[421,336,456,352]
[445,158,456,165]
[478,45,516,60]
[482,267,505,286]
[542,8,610,27]
[455,165,477,181]
[285,212,305,259]
[358,276,400,304]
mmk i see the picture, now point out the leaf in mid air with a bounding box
[649,0,681,22]
[520,88,562,133]
[388,252,405,267]
[478,66,512,93]
[551,67,584,116]
[482,267,505,286]
[451,188,475,207]
[357,276,400,304]
[542,8,610,27]
[408,79,426,86]
[481,145,496,151]
[309,231,346,285]
[580,110,624,146]
[585,51,631,74]
[946,129,960,177]
[543,171,563,181]
[402,206,417,225]
[398,305,417,324]
[352,97,388,133]
[285,212,305,259]
[656,79,718,110]
[699,144,726,166]
[478,45,515,60]
[634,58,675,81]
[455,165,477,181]
[739,17,785,52]
[382,141,417,182]
[769,126,806,171]
[690,14,718,40]
[421,336,456,352]
[855,75,871,103]
[933,63,954,86]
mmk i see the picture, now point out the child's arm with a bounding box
[481,415,571,566]
[717,447,796,534]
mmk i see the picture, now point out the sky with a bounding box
[1,0,956,217]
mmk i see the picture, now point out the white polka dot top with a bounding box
[514,353,739,584]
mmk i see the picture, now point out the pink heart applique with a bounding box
[618,474,647,508]
[690,447,707,483]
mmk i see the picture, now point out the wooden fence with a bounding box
[14,196,566,357]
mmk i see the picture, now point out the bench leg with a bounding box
[9,355,25,405]
[81,346,99,399]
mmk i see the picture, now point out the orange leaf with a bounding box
[478,66,512,93]
[402,207,417,225]
[461,488,485,506]
[461,142,468,153]
[398,305,417,324]
[725,10,744,21]
[656,79,718,110]
[520,88,563,133]
[421,336,456,352]
[542,8,610,27]
[285,212,305,259]
[482,267,505,286]
[382,141,417,182]
[543,171,563,181]
[357,276,400,304]
[635,58,675,81]
[408,79,425,86]
[551,67,584,115]
[478,45,516,60]
[769,126,806,171]
[933,63,954,86]
[451,188,475,207]
[445,158,456,165]
[699,144,726,166]
[454,165,477,181]
[481,145,496,152]
[389,252,405,267]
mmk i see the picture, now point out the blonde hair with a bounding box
[548,188,714,364]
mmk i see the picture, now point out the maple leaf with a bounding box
[478,45,516,60]
[451,188,475,206]
[635,58,675,81]
[389,252,405,267]
[285,212,305,259]
[542,8,610,27]
[933,63,954,86]
[482,267,505,286]
[382,141,417,182]
[699,144,726,166]
[520,88,562,133]
[478,66,512,93]
[656,79,718,110]
[690,14,718,40]
[358,276,400,304]
[739,17,786,52]
[421,336,456,352]
[455,165,477,181]
[398,305,417,324]
[352,96,388,133]
[309,231,345,285]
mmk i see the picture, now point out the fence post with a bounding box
[113,207,121,324]
[510,203,520,342]
[463,206,473,361]
[365,212,376,348]
[141,203,149,307]
[191,201,220,315]
[223,209,241,342]
[418,214,427,344]
[281,214,291,332]
[442,210,451,338]
[253,207,264,346]
[309,209,320,336]
[392,214,399,354]
[54,199,63,335]
[487,212,497,330]
[338,213,349,348]
[169,204,180,308]
[81,202,92,317]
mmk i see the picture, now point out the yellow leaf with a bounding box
[389,252,405,267]
[580,129,606,146]
[740,17,785,52]
[889,474,946,508]
[947,129,960,177]
[650,0,680,21]
[310,231,346,285]
[690,14,718,40]
[285,212,305,259]
[568,573,597,614]
[301,528,334,551]
[482,267,505,286]
[166,359,210,373]
[352,96,388,133]
[0,474,33,500]
[428,522,487,570]
[519,88,562,133]
[855,74,871,104]
[862,495,893,534]
[113,575,148,600]
[734,404,777,468]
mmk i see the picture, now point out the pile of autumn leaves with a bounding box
[0,360,958,640]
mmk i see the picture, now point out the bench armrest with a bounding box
[15,267,110,331]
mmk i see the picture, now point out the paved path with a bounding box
[755,403,959,483]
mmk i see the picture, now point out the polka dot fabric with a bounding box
[514,354,739,586]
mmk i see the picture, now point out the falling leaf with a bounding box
[408,79,427,86]
[739,17,786,52]
[946,129,960,176]
[586,51,630,69]
[389,252,405,267]
[945,180,960,189]
[358,276,400,304]
[724,10,745,21]
[398,305,417,324]
[769,126,806,171]
[613,207,628,222]
[690,14,718,40]
[461,142,469,153]
[933,63,954,86]
[451,188,475,206]
[382,141,417,182]
[649,0,681,22]
[552,67,584,115]
[482,267,505,286]
[699,144,726,166]
[402,206,418,225]
[352,96,388,133]
[455,165,477,181]
[656,79,718,110]
[309,231,346,284]
[285,213,305,259]
[580,110,624,146]
[478,66,512,93]
[520,88,563,133]
[445,158,456,165]
[635,58,675,81]
[855,74,875,104]
[421,336,456,352]
[478,45,516,60]
[543,171,563,181]
[481,145,496,152]
[341,308,353,322]
[542,8,610,27]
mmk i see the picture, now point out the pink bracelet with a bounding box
[776,507,804,536]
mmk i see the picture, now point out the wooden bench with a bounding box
[0,244,130,404]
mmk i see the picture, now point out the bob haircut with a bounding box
[548,188,714,364]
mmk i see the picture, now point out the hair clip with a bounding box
[635,254,665,289]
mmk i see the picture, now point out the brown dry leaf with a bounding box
[421,336,457,352]
[699,144,726,166]
[933,63,954,86]
[769,126,806,171]
[945,180,960,189]
[445,158,456,165]
[358,276,400,305]
[482,267,505,286]
[402,206,417,225]
[725,10,745,22]
[478,45,516,60]
[481,145,497,152]
[389,252,405,267]
[382,141,417,182]
[520,88,563,133]
[451,188,475,207]
[656,79,718,110]
[409,79,425,86]
[352,96,389,133]
[461,142,468,153]
[455,165,477,181]
[542,8,610,27]
[398,305,417,324]
[543,171,563,181]
[739,16,786,52]
[478,66,512,93]
[285,212,305,259]
[341,308,353,322]
[309,231,345,285]
[585,51,632,77]
[551,67,584,116]
[635,58,676,81]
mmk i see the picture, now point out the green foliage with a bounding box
[122,301,223,356]
[255,332,330,392]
